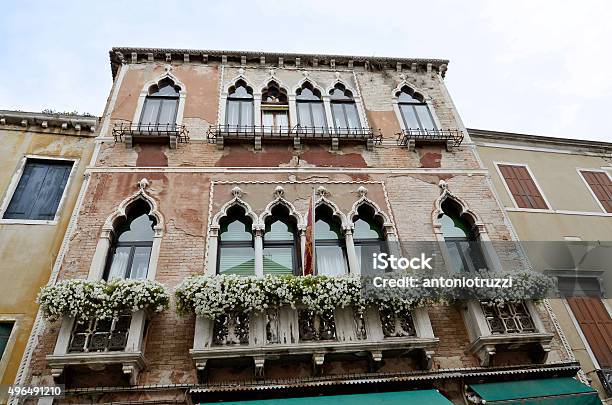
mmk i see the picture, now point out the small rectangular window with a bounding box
[498,164,548,209]
[0,322,14,361]
[580,170,612,213]
[3,159,73,220]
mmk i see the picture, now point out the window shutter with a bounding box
[498,164,548,209]
[0,322,13,360]
[581,171,612,213]
[3,160,73,220]
[567,297,612,368]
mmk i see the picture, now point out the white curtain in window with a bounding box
[107,248,130,280]
[316,246,347,276]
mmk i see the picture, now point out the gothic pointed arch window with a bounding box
[139,78,180,128]
[315,204,348,276]
[396,86,436,130]
[263,204,299,276]
[352,204,386,271]
[296,82,327,129]
[226,80,254,128]
[330,83,361,131]
[261,81,289,133]
[104,199,156,280]
[438,199,486,272]
[218,205,255,275]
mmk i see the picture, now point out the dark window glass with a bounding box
[104,200,155,280]
[352,205,385,272]
[397,87,437,130]
[264,205,298,275]
[218,206,255,275]
[226,81,254,128]
[139,79,180,127]
[262,81,288,104]
[439,199,486,272]
[3,159,73,221]
[315,205,348,276]
[0,322,14,361]
[296,84,327,129]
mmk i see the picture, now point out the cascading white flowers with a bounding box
[176,271,556,320]
[38,278,170,321]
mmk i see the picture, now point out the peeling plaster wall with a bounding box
[0,126,95,389]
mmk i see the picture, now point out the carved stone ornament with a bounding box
[231,186,243,198]
[138,178,150,192]
[274,185,285,198]
[357,185,368,197]
[315,186,329,197]
[438,179,449,192]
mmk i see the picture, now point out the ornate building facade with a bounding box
[12,48,603,404]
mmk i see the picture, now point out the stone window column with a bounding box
[87,226,113,280]
[254,228,264,277]
[322,95,335,134]
[344,228,359,275]
[205,227,219,275]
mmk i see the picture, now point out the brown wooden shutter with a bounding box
[498,164,548,209]
[567,297,612,368]
[580,170,612,213]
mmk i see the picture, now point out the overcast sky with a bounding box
[1,0,610,142]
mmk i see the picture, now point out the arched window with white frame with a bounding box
[217,205,255,276]
[139,78,181,129]
[396,86,437,130]
[315,204,348,276]
[104,199,156,280]
[329,83,361,132]
[263,204,299,276]
[261,81,289,133]
[352,203,386,272]
[226,80,254,129]
[296,82,327,129]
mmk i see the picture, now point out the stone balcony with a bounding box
[112,122,189,148]
[396,128,464,151]
[46,310,148,385]
[190,305,437,381]
[462,300,554,366]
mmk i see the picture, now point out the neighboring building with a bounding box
[0,110,97,403]
[471,128,612,403]
[12,48,601,404]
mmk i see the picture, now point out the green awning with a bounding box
[210,389,452,404]
[469,377,602,404]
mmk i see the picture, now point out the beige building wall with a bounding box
[0,111,97,399]
[471,129,612,401]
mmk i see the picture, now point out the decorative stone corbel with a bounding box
[312,353,325,375]
[331,137,339,151]
[357,186,368,197]
[122,363,141,385]
[195,360,207,383]
[315,186,330,198]
[231,186,243,198]
[369,350,383,372]
[254,356,265,379]
[420,349,435,370]
[475,344,496,367]
[273,186,285,199]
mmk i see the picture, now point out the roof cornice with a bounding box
[109,46,450,80]
[468,128,612,154]
[0,110,98,134]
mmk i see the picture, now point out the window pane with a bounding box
[399,105,420,129]
[265,220,294,241]
[315,219,342,240]
[241,100,253,126]
[415,105,436,130]
[158,99,178,126]
[219,247,255,275]
[311,103,327,127]
[220,220,252,242]
[262,111,274,127]
[118,214,155,242]
[276,111,289,129]
[263,247,293,275]
[297,102,313,127]
[332,103,347,128]
[129,246,151,279]
[140,98,161,125]
[226,100,240,126]
[0,322,14,361]
[316,245,347,276]
[439,214,470,238]
[353,218,383,240]
[4,160,72,220]
[345,103,361,128]
[107,247,131,280]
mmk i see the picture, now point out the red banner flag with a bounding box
[303,189,316,275]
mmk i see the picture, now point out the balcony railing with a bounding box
[396,128,463,151]
[596,368,612,396]
[207,124,382,150]
[463,300,553,366]
[191,305,437,381]
[46,311,148,385]
[112,122,189,148]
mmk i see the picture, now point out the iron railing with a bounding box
[396,128,463,148]
[597,368,612,396]
[113,122,190,143]
[207,124,382,143]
